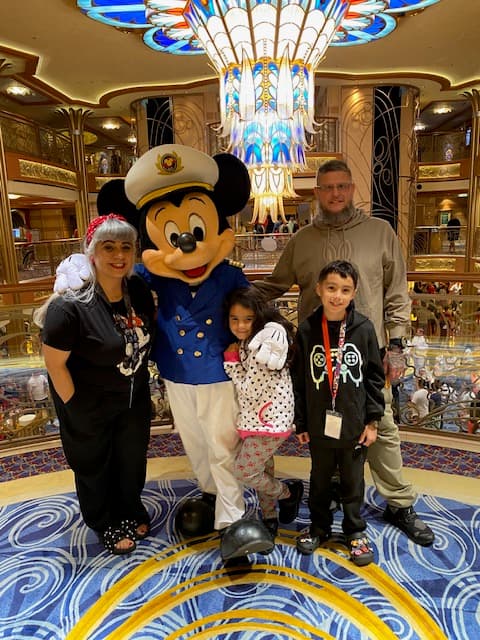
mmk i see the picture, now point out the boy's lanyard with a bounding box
[321,313,346,412]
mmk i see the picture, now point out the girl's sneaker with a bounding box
[296,529,330,555]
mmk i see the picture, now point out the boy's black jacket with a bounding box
[292,303,385,447]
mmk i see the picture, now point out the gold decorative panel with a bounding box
[418,163,461,180]
[19,160,77,187]
[413,257,456,271]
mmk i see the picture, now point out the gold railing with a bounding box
[14,239,82,282]
[2,268,480,448]
[0,110,74,168]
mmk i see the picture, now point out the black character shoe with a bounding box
[296,529,330,555]
[278,479,304,524]
[383,505,434,546]
[258,518,279,556]
[348,533,374,567]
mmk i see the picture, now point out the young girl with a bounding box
[223,288,303,545]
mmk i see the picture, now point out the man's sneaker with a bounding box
[348,533,374,567]
[278,479,304,524]
[296,529,330,555]
[383,505,434,546]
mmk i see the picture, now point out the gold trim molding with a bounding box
[413,257,456,271]
[19,159,77,187]
[418,163,461,180]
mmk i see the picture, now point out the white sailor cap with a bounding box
[124,144,219,210]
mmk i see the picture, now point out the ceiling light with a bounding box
[433,106,453,115]
[8,193,21,199]
[78,0,443,222]
[102,120,121,130]
[458,193,468,198]
[127,132,137,144]
[414,122,427,131]
[6,84,32,97]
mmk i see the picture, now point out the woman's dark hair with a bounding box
[224,287,296,364]
[318,259,359,289]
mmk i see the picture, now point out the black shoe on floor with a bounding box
[279,479,304,524]
[347,533,374,567]
[296,529,330,555]
[383,505,434,546]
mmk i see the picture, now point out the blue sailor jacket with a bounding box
[137,262,249,384]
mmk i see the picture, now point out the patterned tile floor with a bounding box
[1,432,479,483]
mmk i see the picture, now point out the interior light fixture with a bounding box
[458,193,468,198]
[78,0,443,222]
[433,105,453,115]
[102,120,121,131]
[8,193,21,199]
[6,84,32,97]
[414,122,427,131]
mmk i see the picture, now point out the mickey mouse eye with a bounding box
[189,214,206,242]
[165,221,181,248]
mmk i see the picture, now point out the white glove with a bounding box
[54,254,93,294]
[249,322,288,370]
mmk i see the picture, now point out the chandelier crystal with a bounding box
[77,0,442,222]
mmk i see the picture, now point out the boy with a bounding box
[291,260,385,566]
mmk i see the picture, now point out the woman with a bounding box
[34,214,155,555]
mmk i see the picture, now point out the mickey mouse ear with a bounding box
[213,153,251,219]
[96,178,140,230]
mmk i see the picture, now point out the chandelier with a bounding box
[78,0,441,222]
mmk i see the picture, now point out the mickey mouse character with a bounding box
[122,144,286,559]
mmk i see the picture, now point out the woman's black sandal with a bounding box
[102,525,136,555]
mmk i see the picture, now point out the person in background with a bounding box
[292,261,384,566]
[411,378,430,421]
[27,370,49,408]
[254,159,435,547]
[34,214,155,555]
[223,287,303,548]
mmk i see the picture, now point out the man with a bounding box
[27,370,49,408]
[254,159,434,546]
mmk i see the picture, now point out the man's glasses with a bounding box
[316,183,352,193]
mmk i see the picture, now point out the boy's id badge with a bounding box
[325,410,342,439]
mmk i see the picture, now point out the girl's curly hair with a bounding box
[224,287,296,365]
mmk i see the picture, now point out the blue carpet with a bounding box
[0,480,478,639]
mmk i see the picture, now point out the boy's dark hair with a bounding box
[318,260,359,289]
[316,159,352,182]
[225,287,296,363]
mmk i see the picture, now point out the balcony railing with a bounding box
[0,110,74,168]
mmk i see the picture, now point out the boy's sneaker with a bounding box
[296,529,330,555]
[278,479,304,523]
[348,533,374,566]
[383,505,434,546]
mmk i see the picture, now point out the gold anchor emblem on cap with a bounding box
[156,151,183,175]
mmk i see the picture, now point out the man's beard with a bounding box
[313,201,356,227]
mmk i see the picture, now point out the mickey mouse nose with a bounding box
[177,232,197,253]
